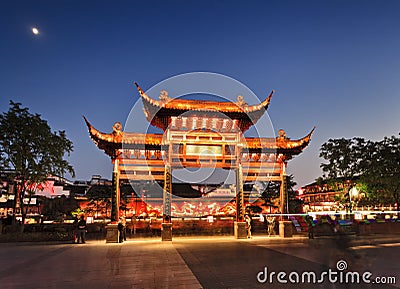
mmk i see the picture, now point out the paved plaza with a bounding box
[0,235,399,289]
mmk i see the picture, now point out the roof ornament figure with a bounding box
[159,90,170,102]
[236,95,247,107]
[112,121,123,142]
[113,122,122,133]
[277,129,288,140]
[113,122,123,142]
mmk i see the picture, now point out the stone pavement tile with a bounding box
[132,275,155,282]
[155,284,170,289]
[119,240,202,288]
[164,284,203,289]
[109,281,136,289]
[80,280,112,289]
[154,275,176,282]
[131,279,156,288]
[172,272,194,278]
[155,282,201,289]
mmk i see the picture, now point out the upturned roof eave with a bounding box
[135,82,274,114]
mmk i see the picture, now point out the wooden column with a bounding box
[107,157,121,243]
[162,164,172,241]
[111,158,120,222]
[163,164,172,222]
[234,163,247,239]
[236,163,245,222]
[279,161,292,237]
[279,161,288,215]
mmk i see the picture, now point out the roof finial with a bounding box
[236,95,247,107]
[113,122,123,134]
[278,129,287,140]
[159,90,170,102]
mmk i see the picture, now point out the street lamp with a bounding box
[349,186,359,215]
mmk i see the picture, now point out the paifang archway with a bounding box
[84,83,314,240]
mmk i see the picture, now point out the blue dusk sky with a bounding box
[1,0,400,188]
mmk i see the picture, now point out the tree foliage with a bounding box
[319,134,400,210]
[320,137,366,181]
[361,135,400,210]
[260,175,301,213]
[0,101,75,223]
[40,195,79,221]
[85,184,112,218]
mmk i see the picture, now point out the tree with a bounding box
[260,181,280,213]
[85,184,112,219]
[361,135,400,212]
[0,101,74,226]
[41,195,79,221]
[319,137,366,182]
[260,175,300,213]
[285,175,301,213]
[319,135,400,210]
[319,137,367,210]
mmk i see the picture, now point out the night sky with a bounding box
[1,0,400,188]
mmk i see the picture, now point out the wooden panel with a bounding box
[119,167,165,172]
[119,173,164,181]
[244,175,281,182]
[170,162,237,170]
[244,169,281,175]
[120,159,165,166]
[242,161,280,168]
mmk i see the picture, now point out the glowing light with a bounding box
[350,187,359,197]
[32,27,39,35]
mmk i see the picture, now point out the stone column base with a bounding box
[234,221,247,239]
[161,223,172,241]
[279,220,293,238]
[106,223,119,243]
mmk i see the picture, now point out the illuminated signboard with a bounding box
[186,145,222,156]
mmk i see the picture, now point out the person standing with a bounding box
[305,215,315,239]
[72,216,78,243]
[118,217,124,243]
[245,214,252,238]
[267,216,276,237]
[77,215,87,244]
[121,217,127,241]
